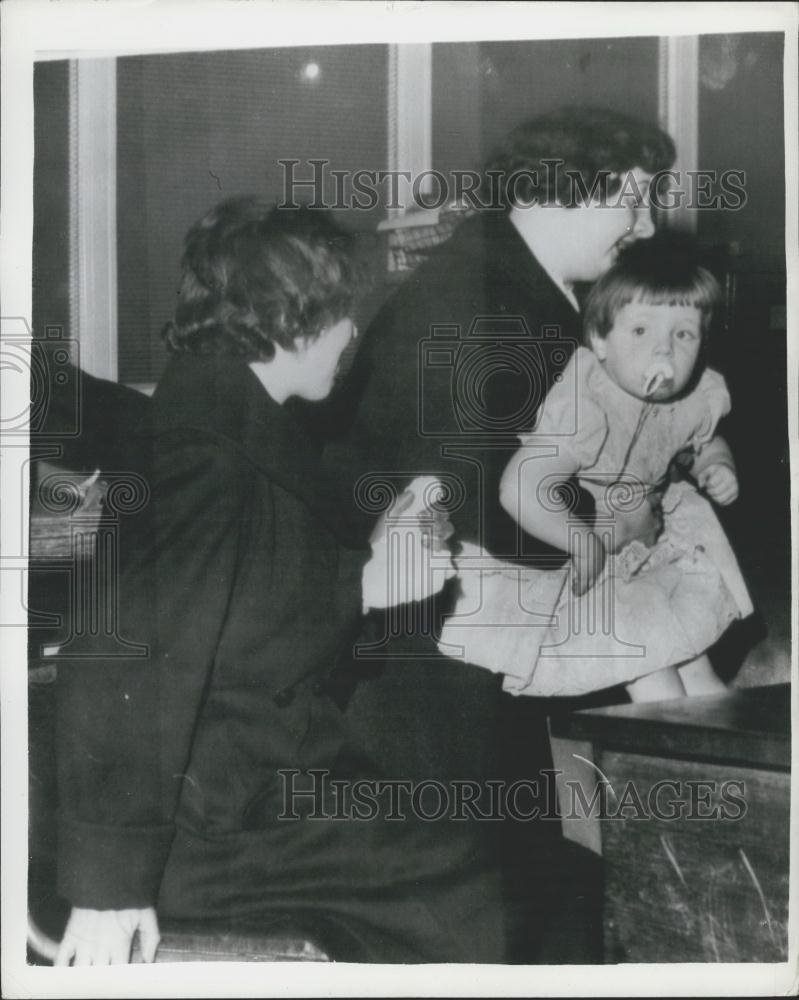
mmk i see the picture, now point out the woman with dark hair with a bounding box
[162,197,360,365]
[483,105,677,212]
[54,197,460,965]
[327,106,678,962]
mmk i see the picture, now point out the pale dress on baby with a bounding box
[439,347,753,696]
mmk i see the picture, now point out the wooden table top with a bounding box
[550,684,792,771]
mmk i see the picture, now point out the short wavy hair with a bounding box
[483,106,676,210]
[163,198,360,360]
[584,232,722,341]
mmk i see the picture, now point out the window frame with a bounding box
[67,40,696,389]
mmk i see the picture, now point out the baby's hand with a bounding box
[697,462,738,505]
[571,529,606,596]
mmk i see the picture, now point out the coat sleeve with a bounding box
[56,432,251,909]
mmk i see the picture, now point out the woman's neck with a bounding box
[248,359,290,405]
[508,205,580,309]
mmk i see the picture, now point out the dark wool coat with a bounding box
[55,354,504,963]
[324,211,584,957]
[329,211,582,549]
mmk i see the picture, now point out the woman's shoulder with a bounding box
[152,355,255,437]
[148,356,285,485]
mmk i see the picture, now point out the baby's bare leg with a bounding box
[626,666,686,703]
[677,654,727,696]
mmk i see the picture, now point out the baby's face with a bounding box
[590,300,703,402]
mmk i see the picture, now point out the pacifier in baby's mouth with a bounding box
[642,361,675,397]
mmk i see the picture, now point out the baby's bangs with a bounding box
[632,288,713,311]
[631,267,721,314]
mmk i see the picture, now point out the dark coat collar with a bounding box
[445,211,578,315]
[144,354,363,546]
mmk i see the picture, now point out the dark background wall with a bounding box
[33,60,70,342]
[697,32,785,266]
[116,46,389,384]
[433,37,660,179]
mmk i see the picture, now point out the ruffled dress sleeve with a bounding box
[518,347,609,472]
[683,368,731,453]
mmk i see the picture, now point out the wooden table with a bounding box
[550,685,791,963]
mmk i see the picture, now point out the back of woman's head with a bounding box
[484,106,676,210]
[164,197,359,360]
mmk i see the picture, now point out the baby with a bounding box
[441,237,753,703]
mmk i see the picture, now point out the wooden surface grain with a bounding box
[599,753,790,963]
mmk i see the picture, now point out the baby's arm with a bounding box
[500,448,605,595]
[690,435,738,506]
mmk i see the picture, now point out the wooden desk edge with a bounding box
[549,684,791,771]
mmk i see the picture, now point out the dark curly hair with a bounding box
[163,197,360,360]
[483,106,676,210]
[584,232,722,342]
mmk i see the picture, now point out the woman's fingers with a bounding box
[64,937,113,966]
[53,906,157,966]
[137,909,161,963]
[73,943,94,966]
[433,511,455,543]
[374,480,455,553]
[389,488,416,517]
[111,940,132,965]
[54,937,76,967]
[423,513,454,551]
[369,488,418,544]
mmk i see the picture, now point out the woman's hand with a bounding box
[571,528,607,596]
[362,477,456,610]
[55,906,160,966]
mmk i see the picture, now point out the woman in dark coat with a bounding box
[53,198,488,965]
[325,108,677,961]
